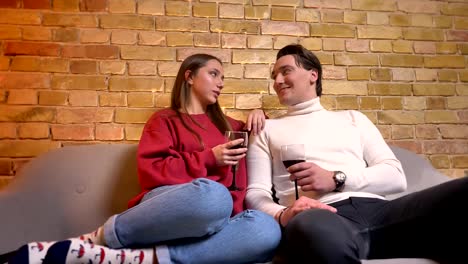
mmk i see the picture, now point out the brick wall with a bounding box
[0,0,467,189]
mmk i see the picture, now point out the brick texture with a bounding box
[0,0,466,188]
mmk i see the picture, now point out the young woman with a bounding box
[11,54,281,264]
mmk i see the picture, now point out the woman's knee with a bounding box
[239,210,281,250]
[191,179,232,212]
[188,179,233,232]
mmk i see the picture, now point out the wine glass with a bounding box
[224,131,248,191]
[280,144,305,200]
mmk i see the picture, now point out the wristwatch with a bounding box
[333,171,346,192]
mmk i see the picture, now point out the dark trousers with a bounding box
[280,177,468,264]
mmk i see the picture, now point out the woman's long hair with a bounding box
[170,53,232,146]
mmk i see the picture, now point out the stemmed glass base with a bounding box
[228,166,241,191]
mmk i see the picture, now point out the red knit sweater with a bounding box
[128,108,247,215]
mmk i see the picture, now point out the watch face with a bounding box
[336,172,346,182]
[333,171,346,191]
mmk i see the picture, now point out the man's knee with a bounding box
[285,209,339,240]
[283,209,360,263]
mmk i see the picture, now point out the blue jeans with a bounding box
[103,178,281,264]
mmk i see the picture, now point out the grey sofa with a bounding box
[0,144,449,264]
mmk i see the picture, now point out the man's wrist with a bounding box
[278,207,288,227]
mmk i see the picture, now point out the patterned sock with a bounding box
[44,239,155,264]
[8,227,104,264]
[76,226,105,245]
[8,241,55,264]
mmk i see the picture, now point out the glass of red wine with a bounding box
[224,131,248,191]
[280,144,305,200]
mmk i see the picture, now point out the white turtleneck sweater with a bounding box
[246,97,407,217]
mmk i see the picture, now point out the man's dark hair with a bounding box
[276,44,323,96]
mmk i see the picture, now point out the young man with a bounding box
[246,44,468,264]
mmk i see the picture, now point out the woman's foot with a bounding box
[8,242,54,264]
[43,239,155,264]
[7,227,104,264]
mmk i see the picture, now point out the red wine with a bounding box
[282,159,305,168]
[231,144,246,149]
[283,159,303,200]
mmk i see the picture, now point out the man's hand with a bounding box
[244,109,266,136]
[288,162,336,193]
[277,196,337,226]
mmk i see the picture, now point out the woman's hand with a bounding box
[212,138,247,166]
[245,109,266,136]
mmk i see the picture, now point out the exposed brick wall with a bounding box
[0,0,467,189]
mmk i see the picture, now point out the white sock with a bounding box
[10,241,55,264]
[10,227,105,264]
[76,226,105,245]
[62,239,154,264]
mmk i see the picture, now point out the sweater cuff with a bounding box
[204,148,218,168]
[341,167,365,191]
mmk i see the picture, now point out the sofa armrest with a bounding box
[0,144,140,255]
[387,145,451,200]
